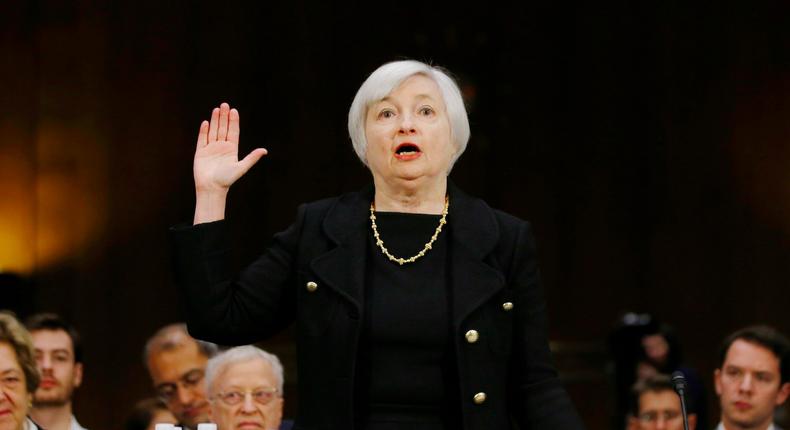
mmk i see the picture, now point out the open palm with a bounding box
[194,102,267,192]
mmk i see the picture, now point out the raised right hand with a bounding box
[194,102,267,193]
[192,102,267,224]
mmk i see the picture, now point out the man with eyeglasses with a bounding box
[205,345,292,430]
[144,323,219,430]
[628,374,697,430]
[714,326,790,430]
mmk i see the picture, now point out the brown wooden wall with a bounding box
[2,1,790,429]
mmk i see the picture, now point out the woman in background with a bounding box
[0,311,42,430]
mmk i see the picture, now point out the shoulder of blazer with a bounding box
[446,181,533,261]
[448,183,536,286]
[298,184,374,246]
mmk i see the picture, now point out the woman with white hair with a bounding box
[172,60,584,429]
[0,311,43,430]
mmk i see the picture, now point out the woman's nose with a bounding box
[398,113,416,134]
[0,388,11,404]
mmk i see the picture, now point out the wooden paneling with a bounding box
[2,1,789,428]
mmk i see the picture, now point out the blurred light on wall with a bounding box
[0,122,36,275]
[34,122,108,270]
[0,120,107,274]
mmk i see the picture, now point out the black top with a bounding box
[355,211,461,430]
[170,182,586,430]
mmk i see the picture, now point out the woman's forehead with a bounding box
[374,75,443,104]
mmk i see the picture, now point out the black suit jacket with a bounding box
[171,183,584,430]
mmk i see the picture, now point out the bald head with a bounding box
[143,323,218,371]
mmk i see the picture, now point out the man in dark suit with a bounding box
[714,326,790,430]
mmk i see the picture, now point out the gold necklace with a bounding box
[369,196,449,265]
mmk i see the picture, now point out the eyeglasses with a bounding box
[212,387,279,406]
[638,410,681,424]
[156,369,204,403]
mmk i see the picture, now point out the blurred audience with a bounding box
[628,374,696,430]
[125,398,177,430]
[144,323,218,430]
[24,313,88,430]
[714,325,790,430]
[10,307,790,430]
[205,346,291,430]
[0,311,42,430]
[609,313,707,429]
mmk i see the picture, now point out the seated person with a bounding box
[628,374,697,430]
[144,323,219,430]
[205,346,291,430]
[25,313,88,430]
[714,325,790,430]
[125,398,177,430]
[0,311,43,430]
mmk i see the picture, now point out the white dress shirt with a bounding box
[717,422,776,430]
[70,415,89,430]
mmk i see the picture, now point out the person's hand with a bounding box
[192,103,267,224]
[194,102,267,193]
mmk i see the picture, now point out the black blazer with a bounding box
[171,183,585,430]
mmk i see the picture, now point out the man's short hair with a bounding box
[718,325,790,384]
[125,397,170,430]
[24,312,83,363]
[143,323,219,370]
[630,374,690,416]
[205,345,284,395]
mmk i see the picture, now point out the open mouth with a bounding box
[394,143,421,160]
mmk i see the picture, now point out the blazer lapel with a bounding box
[448,182,507,329]
[308,181,506,326]
[309,185,373,313]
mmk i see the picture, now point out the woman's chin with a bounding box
[384,166,444,184]
[0,414,21,430]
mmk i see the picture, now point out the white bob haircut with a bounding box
[205,345,285,395]
[347,60,471,173]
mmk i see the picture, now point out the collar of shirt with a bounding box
[717,422,776,430]
[70,415,89,430]
[25,418,38,430]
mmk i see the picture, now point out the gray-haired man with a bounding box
[205,345,292,430]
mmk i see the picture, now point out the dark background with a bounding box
[2,1,790,429]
